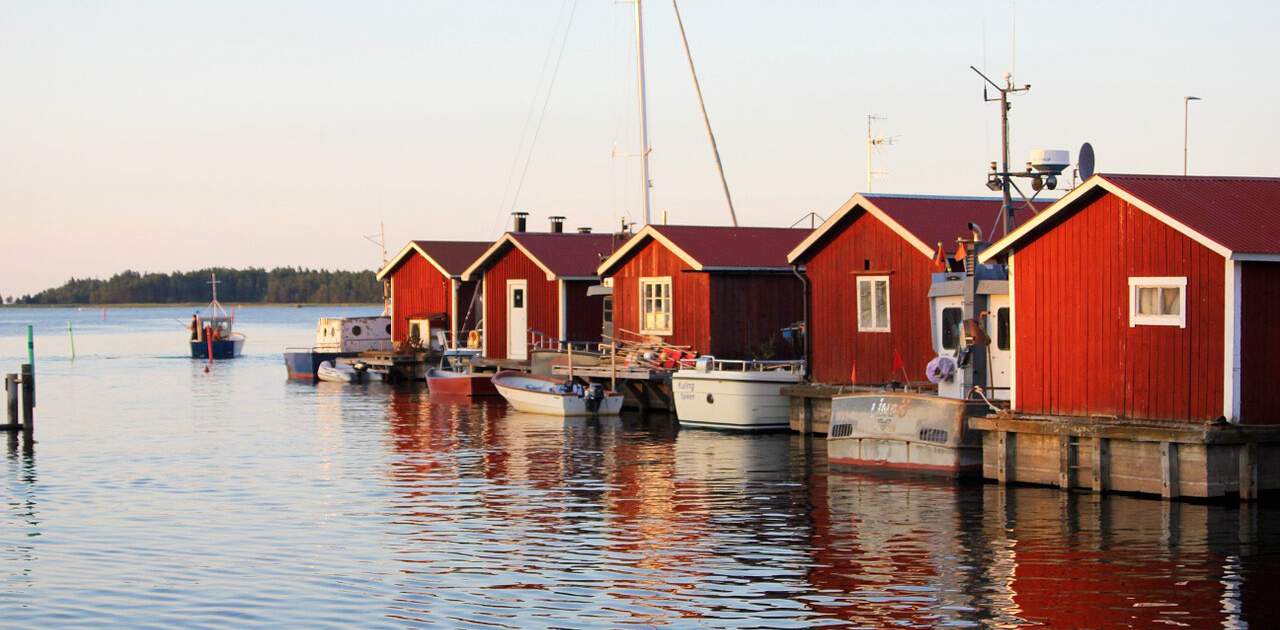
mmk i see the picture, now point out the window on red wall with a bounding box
[857,276,891,332]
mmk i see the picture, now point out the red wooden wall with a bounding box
[609,238,711,351]
[563,280,605,343]
[390,254,451,343]
[1240,261,1280,424]
[799,210,936,384]
[481,246,559,360]
[708,274,804,359]
[1013,191,1224,422]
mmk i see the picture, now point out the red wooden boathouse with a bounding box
[787,193,1004,385]
[376,240,491,346]
[980,173,1280,424]
[462,219,621,361]
[595,225,810,358]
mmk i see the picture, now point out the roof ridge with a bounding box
[1102,172,1280,182]
[863,193,1004,202]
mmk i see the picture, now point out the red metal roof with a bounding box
[509,232,623,278]
[652,225,811,268]
[409,240,491,276]
[864,194,1006,250]
[1100,174,1280,255]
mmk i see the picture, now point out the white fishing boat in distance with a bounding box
[491,371,623,417]
[672,357,804,431]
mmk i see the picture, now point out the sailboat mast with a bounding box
[633,0,653,226]
[672,0,737,226]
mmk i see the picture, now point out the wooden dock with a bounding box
[551,365,673,413]
[969,413,1278,502]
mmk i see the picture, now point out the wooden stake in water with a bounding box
[26,325,34,408]
[68,321,76,360]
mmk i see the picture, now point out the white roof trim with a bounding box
[460,233,561,282]
[786,193,934,263]
[596,225,704,276]
[376,241,453,281]
[979,175,1234,263]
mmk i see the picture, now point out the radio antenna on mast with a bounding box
[865,115,897,192]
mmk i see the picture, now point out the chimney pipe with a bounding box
[511,211,528,233]
[549,216,565,234]
[576,227,592,234]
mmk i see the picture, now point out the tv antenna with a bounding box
[866,114,898,192]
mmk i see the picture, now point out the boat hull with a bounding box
[492,371,623,417]
[826,392,985,477]
[283,350,358,380]
[191,337,244,360]
[426,369,499,397]
[672,370,799,431]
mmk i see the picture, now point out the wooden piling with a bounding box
[1160,442,1179,500]
[20,363,34,444]
[5,374,17,449]
[1091,437,1110,493]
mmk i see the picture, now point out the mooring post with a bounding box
[5,374,17,449]
[20,363,34,444]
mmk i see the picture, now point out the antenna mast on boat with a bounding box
[633,0,654,226]
[365,222,391,315]
[671,0,737,226]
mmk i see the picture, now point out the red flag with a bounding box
[954,241,968,272]
[849,360,857,385]
[931,242,947,271]
[892,349,907,382]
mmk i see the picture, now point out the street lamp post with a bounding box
[1184,96,1201,176]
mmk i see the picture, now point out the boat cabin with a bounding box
[461,215,622,361]
[979,173,1280,424]
[927,264,1010,401]
[595,224,810,359]
[376,240,491,350]
[787,193,1004,385]
[314,316,392,353]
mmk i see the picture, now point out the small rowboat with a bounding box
[491,371,623,417]
[426,368,499,397]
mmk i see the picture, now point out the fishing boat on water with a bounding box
[283,316,391,380]
[492,371,623,417]
[825,245,1008,477]
[189,273,245,360]
[671,357,804,431]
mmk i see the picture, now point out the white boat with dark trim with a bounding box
[491,371,623,417]
[826,253,1009,476]
[672,357,803,431]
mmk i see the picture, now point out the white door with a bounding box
[507,280,528,360]
[986,295,1011,401]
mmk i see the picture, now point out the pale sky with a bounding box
[2,1,1277,297]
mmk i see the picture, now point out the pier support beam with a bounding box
[996,431,1014,484]
[1239,442,1258,501]
[1091,437,1110,493]
[1160,442,1179,500]
[1057,434,1076,490]
[5,374,17,450]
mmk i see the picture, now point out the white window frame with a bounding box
[856,275,891,333]
[1128,276,1187,328]
[639,276,673,335]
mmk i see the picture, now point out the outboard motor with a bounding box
[584,383,605,414]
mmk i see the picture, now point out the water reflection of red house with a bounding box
[995,490,1235,628]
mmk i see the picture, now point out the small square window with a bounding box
[639,277,672,335]
[1128,277,1186,327]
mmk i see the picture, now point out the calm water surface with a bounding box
[1,306,1277,628]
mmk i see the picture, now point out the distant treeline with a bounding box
[11,267,382,305]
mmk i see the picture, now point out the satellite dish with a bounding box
[1078,142,1096,180]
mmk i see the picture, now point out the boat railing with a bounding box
[690,356,805,373]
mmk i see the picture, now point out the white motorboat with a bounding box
[672,357,804,431]
[491,371,623,417]
[316,360,369,384]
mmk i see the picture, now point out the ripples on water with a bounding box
[1,307,1278,628]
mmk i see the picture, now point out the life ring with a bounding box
[466,330,481,349]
